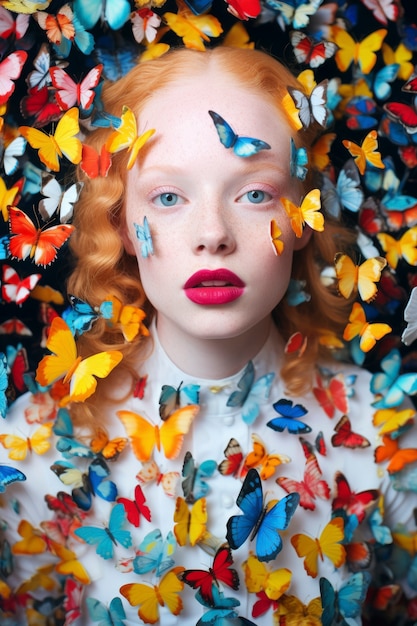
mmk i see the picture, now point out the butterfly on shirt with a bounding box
[243,553,292,604]
[320,571,372,626]
[74,502,132,560]
[331,415,371,449]
[136,459,180,498]
[173,496,207,547]
[371,347,417,409]
[375,434,417,475]
[86,596,126,626]
[291,517,346,578]
[53,406,94,459]
[117,484,151,528]
[332,471,378,524]
[133,528,176,577]
[226,360,275,425]
[267,398,311,434]
[159,381,200,420]
[208,110,271,158]
[226,468,299,562]
[0,422,53,461]
[181,451,217,503]
[312,367,356,419]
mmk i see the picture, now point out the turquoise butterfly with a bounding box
[208,111,271,158]
[74,503,132,559]
[134,216,154,258]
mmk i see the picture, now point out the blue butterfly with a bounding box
[0,352,8,419]
[159,381,200,420]
[290,137,308,181]
[86,596,126,626]
[183,0,213,14]
[226,361,275,425]
[370,348,417,408]
[94,40,138,82]
[89,83,122,129]
[285,278,311,306]
[53,408,93,459]
[390,465,417,492]
[73,0,131,31]
[364,157,417,212]
[345,96,378,130]
[0,465,26,493]
[0,235,9,260]
[262,0,324,29]
[182,451,217,503]
[134,216,154,258]
[133,529,176,577]
[226,468,299,562]
[208,111,271,158]
[22,162,43,198]
[320,572,371,626]
[267,398,311,434]
[63,294,113,336]
[373,63,400,101]
[321,159,364,218]
[368,506,392,545]
[196,595,256,625]
[51,457,117,510]
[75,503,132,559]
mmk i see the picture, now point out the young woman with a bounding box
[1,47,415,626]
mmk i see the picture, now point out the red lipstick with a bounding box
[184,269,245,305]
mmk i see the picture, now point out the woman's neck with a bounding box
[154,315,273,379]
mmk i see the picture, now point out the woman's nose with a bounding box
[193,203,236,255]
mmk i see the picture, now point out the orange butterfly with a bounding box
[36,316,123,406]
[0,174,23,221]
[0,422,53,460]
[334,253,387,302]
[311,133,336,171]
[376,227,417,269]
[374,434,417,474]
[242,554,292,600]
[12,520,48,555]
[270,219,284,255]
[277,594,322,626]
[105,105,155,170]
[243,433,290,480]
[120,567,185,624]
[332,26,387,74]
[52,542,91,584]
[342,130,384,175]
[80,144,112,179]
[173,496,207,546]
[291,517,346,578]
[19,107,82,171]
[34,3,75,45]
[106,294,149,342]
[8,206,74,267]
[89,428,127,461]
[281,188,324,238]
[117,406,199,462]
[343,302,391,352]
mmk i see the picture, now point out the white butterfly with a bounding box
[288,80,328,128]
[39,173,83,224]
[1,136,27,176]
[402,287,417,346]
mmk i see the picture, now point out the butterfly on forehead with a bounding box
[208,110,271,158]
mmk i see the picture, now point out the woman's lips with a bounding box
[184,269,245,304]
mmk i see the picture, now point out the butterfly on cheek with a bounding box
[134,216,154,258]
[208,110,271,158]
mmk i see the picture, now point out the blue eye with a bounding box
[245,190,268,204]
[157,192,179,207]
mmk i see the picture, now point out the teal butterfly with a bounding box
[208,111,271,158]
[182,451,217,503]
[371,348,417,408]
[320,572,371,626]
[290,137,308,181]
[74,503,132,559]
[133,529,176,576]
[134,216,154,258]
[159,381,200,420]
[53,407,93,458]
[226,360,275,425]
[86,596,126,626]
[63,294,113,336]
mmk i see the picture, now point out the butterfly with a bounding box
[267,398,311,434]
[224,0,261,19]
[226,468,300,562]
[377,227,417,269]
[384,101,417,135]
[80,144,112,179]
[104,294,148,343]
[331,415,371,449]
[130,7,162,44]
[34,3,75,44]
[120,567,185,625]
[342,130,385,176]
[343,302,392,352]
[332,26,387,74]
[402,287,417,346]
[25,43,54,90]
[332,471,378,523]
[277,448,330,511]
[374,63,400,100]
[89,428,127,461]
[284,331,308,357]
[53,406,94,458]
[226,360,275,425]
[0,5,29,41]
[63,294,113,336]
[51,457,118,511]
[243,433,290,480]
[208,110,271,158]
[290,31,337,68]
[20,85,62,129]
[311,132,335,171]
[263,0,324,29]
[0,421,53,460]
[373,407,415,438]
[269,219,284,256]
[1,264,41,306]
[345,96,378,130]
[173,496,207,546]
[12,519,48,555]
[8,206,75,267]
[320,572,372,626]
[163,4,223,51]
[274,594,322,625]
[243,554,291,607]
[361,0,399,24]
[49,65,103,111]
[0,464,26,492]
[0,50,27,106]
[136,459,180,498]
[53,541,91,584]
[73,0,131,30]
[179,545,239,605]
[312,368,354,419]
[133,529,176,577]
[375,434,417,475]
[159,381,200,420]
[75,503,132,559]
[281,188,323,238]
[39,174,83,224]
[289,139,308,183]
[133,216,154,258]
[86,596,126,626]
[181,451,216,503]
[1,135,27,175]
[19,107,82,172]
[117,484,151,527]
[36,316,123,405]
[321,159,364,219]
[117,405,198,462]
[287,81,328,129]
[334,253,387,303]
[105,105,155,170]
[217,437,245,478]
[291,517,346,578]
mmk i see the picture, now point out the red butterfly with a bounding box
[45,491,87,522]
[20,85,62,128]
[0,317,32,336]
[0,6,29,41]
[133,374,148,399]
[285,331,307,357]
[312,369,350,418]
[218,438,244,478]
[225,0,261,19]
[290,31,337,68]
[252,591,279,618]
[384,102,417,134]
[398,145,417,169]
[300,433,327,457]
[117,484,151,528]
[276,447,330,511]
[0,50,27,105]
[8,345,28,393]
[179,545,239,605]
[50,65,103,111]
[331,415,371,449]
[345,540,372,571]
[1,264,41,306]
[8,206,75,267]
[332,471,378,523]
[80,144,112,179]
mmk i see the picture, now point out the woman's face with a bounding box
[123,69,310,349]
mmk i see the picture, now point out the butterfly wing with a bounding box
[159,405,199,460]
[35,316,78,385]
[0,50,27,105]
[226,469,264,550]
[117,410,157,461]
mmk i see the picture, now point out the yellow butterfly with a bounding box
[106,294,149,342]
[173,496,207,546]
[291,517,346,578]
[332,26,387,74]
[0,176,22,221]
[19,108,82,172]
[310,133,336,171]
[117,406,199,462]
[343,302,392,352]
[0,0,51,13]
[120,567,185,624]
[373,407,416,437]
[105,106,155,170]
[163,0,223,51]
[277,594,323,626]
[16,564,56,594]
[35,316,123,406]
[270,219,284,256]
[382,42,413,81]
[281,188,324,238]
[376,227,417,269]
[334,253,387,302]
[242,554,292,600]
[222,21,254,49]
[52,542,90,584]
[342,130,384,176]
[243,433,290,480]
[12,520,48,555]
[0,422,53,460]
